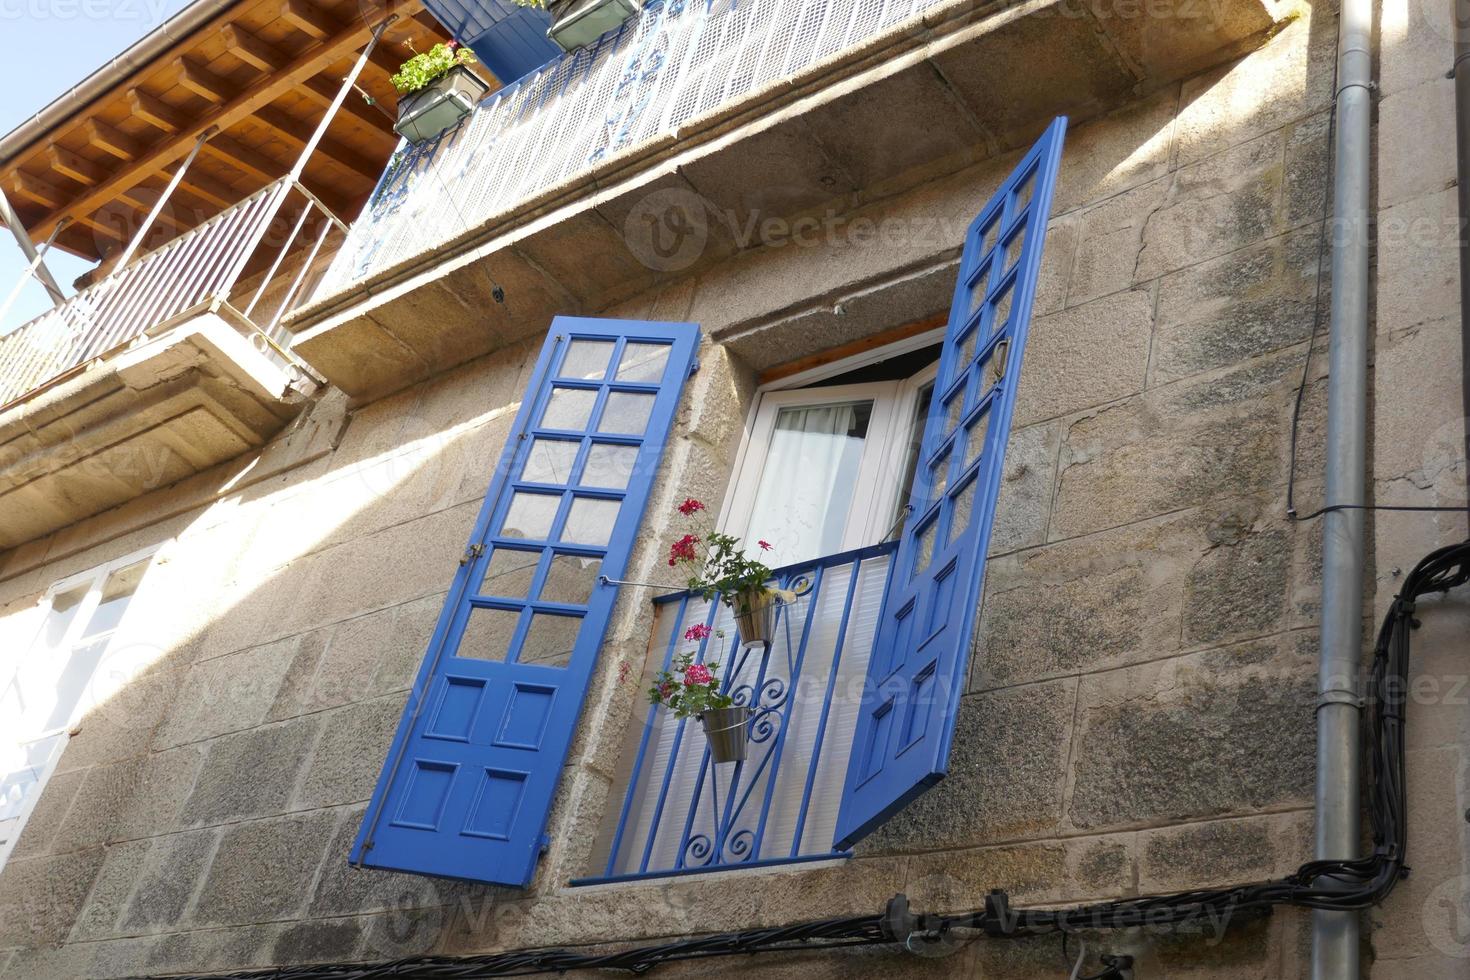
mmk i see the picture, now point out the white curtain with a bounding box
[747,402,870,566]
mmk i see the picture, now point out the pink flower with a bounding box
[684,623,712,641]
[683,663,714,686]
[658,681,676,699]
[758,540,772,551]
[677,498,706,515]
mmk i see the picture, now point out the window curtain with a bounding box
[747,402,870,565]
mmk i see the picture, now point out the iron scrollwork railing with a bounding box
[587,540,897,883]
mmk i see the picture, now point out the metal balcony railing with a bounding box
[0,177,346,409]
[582,541,897,884]
[317,0,951,296]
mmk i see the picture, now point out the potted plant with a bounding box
[514,0,643,53]
[648,644,748,764]
[391,42,489,145]
[666,498,792,646]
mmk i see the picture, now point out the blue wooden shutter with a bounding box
[833,119,1067,850]
[352,317,700,886]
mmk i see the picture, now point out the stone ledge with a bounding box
[0,313,306,550]
[285,0,1278,404]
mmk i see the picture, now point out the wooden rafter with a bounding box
[25,0,422,240]
[46,146,187,232]
[253,106,380,180]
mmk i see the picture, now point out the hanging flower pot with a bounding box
[391,45,489,145]
[698,705,751,764]
[728,587,781,647]
[546,0,642,53]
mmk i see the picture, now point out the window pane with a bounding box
[518,613,582,667]
[913,518,937,578]
[582,443,638,489]
[560,339,615,380]
[539,554,601,606]
[746,400,872,566]
[521,438,580,485]
[598,392,655,435]
[962,411,990,473]
[890,384,934,534]
[43,639,108,731]
[501,493,560,540]
[457,608,520,662]
[948,476,977,548]
[480,549,541,599]
[989,280,1013,336]
[542,387,597,430]
[81,561,147,640]
[563,498,619,546]
[41,587,87,650]
[615,343,670,383]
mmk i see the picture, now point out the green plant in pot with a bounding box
[390,42,489,145]
[648,642,747,764]
[666,498,793,646]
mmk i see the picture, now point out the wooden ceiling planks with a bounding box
[1,0,441,265]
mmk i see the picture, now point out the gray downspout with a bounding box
[1455,0,1470,507]
[1313,0,1373,974]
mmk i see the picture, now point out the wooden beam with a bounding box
[26,0,423,240]
[47,146,110,187]
[82,119,144,161]
[253,106,379,180]
[301,76,393,133]
[200,136,286,182]
[128,88,188,132]
[222,23,286,72]
[10,173,123,244]
[758,313,949,385]
[281,0,333,39]
[176,57,232,104]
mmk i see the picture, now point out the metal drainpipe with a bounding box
[1455,0,1470,506]
[1313,0,1373,973]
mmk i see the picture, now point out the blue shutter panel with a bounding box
[352,317,700,886]
[833,118,1067,850]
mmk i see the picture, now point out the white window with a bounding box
[593,333,943,880]
[0,546,160,869]
[721,333,941,563]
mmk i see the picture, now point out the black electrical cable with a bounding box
[132,540,1470,980]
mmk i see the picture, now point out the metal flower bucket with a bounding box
[699,705,751,764]
[729,588,780,646]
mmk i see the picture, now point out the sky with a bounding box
[0,0,194,333]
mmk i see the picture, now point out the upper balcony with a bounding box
[286,0,1281,402]
[0,0,469,550]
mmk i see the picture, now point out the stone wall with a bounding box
[0,1,1464,977]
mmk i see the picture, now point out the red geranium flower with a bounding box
[677,498,706,515]
[683,663,714,686]
[758,540,772,551]
[684,623,712,641]
[668,533,701,565]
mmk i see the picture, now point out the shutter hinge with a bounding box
[460,543,486,566]
[688,358,700,377]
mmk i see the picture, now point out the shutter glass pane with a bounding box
[352,318,700,887]
[833,118,1067,850]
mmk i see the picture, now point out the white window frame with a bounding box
[0,543,163,870]
[718,328,944,555]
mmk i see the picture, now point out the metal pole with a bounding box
[114,128,214,272]
[0,187,66,307]
[289,17,395,183]
[0,217,68,326]
[1455,0,1470,513]
[1312,0,1373,972]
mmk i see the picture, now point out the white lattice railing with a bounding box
[0,178,344,408]
[316,0,949,296]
